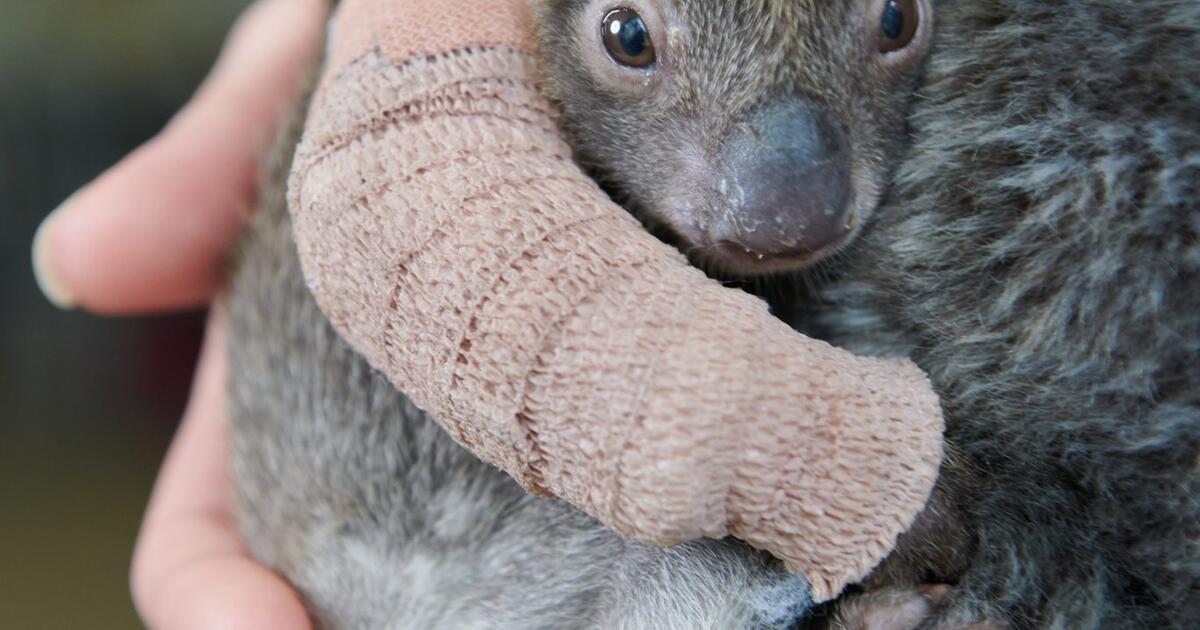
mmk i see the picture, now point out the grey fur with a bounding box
[229,1,1199,629]
[817,2,1200,627]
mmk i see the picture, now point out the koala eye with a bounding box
[601,8,656,68]
[879,0,919,53]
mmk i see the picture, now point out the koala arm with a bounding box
[288,0,942,602]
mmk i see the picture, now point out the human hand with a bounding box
[31,0,327,627]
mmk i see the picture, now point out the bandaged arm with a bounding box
[287,0,943,602]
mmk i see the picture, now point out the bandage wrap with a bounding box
[289,0,943,602]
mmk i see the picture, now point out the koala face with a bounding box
[535,0,933,275]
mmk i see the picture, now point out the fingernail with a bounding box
[31,195,78,310]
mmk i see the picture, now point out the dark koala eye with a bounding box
[879,0,920,53]
[601,8,656,68]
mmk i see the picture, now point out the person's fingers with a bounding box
[131,303,311,630]
[32,0,328,314]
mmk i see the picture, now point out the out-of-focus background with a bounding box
[1,1,250,626]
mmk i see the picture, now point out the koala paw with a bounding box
[815,585,1004,630]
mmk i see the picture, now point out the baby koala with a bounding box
[231,0,958,628]
[230,0,1199,628]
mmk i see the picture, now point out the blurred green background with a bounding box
[1,1,251,627]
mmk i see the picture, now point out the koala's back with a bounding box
[225,93,812,630]
[818,1,1199,626]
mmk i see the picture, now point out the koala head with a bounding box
[535,0,933,275]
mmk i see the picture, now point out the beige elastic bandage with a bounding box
[288,0,944,602]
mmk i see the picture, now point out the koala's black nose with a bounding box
[712,99,853,262]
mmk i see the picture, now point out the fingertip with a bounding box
[44,153,233,315]
[135,553,313,630]
[31,196,79,310]
[196,559,313,630]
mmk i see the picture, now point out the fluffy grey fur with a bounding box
[813,1,1200,627]
[228,0,1199,629]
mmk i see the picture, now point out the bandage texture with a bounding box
[288,0,944,602]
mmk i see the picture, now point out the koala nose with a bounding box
[713,99,853,261]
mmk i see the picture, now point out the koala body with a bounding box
[229,1,1199,628]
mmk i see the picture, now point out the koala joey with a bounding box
[228,1,1199,629]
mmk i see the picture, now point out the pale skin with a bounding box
[31,1,326,627]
